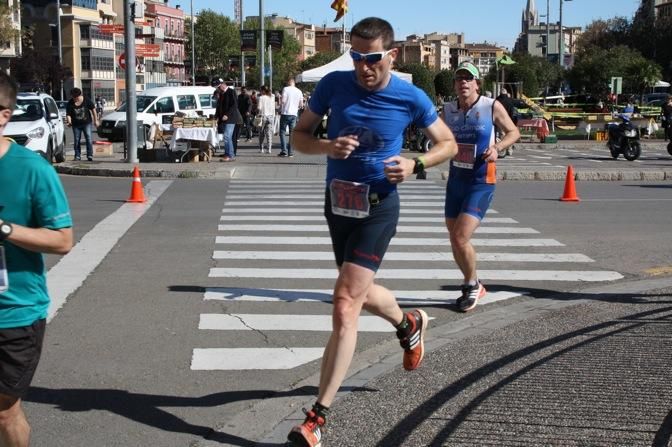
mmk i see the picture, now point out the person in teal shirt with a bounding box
[0,71,73,447]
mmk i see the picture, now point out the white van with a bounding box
[98,86,217,141]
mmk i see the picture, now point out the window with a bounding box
[176,95,196,110]
[198,94,213,108]
[150,96,175,114]
[44,98,59,117]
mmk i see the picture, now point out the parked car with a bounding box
[98,86,218,141]
[5,92,66,163]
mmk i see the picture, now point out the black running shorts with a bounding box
[0,318,46,398]
[324,190,399,272]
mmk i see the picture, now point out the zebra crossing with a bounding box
[191,179,623,371]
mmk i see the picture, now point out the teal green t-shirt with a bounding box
[0,143,72,329]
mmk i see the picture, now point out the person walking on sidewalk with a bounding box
[278,77,304,157]
[237,86,253,142]
[441,62,519,312]
[215,80,242,161]
[0,71,74,447]
[257,85,275,154]
[287,17,457,447]
[66,87,98,161]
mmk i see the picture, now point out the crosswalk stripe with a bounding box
[219,216,518,223]
[217,224,538,234]
[215,236,563,246]
[226,186,446,192]
[221,208,499,214]
[199,314,435,332]
[208,268,623,281]
[202,287,524,305]
[191,348,325,370]
[211,251,594,263]
[224,201,445,207]
[225,194,445,199]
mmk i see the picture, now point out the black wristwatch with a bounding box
[412,156,425,174]
[0,221,12,242]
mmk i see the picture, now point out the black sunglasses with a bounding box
[455,74,475,82]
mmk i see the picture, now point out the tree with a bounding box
[576,18,630,57]
[300,51,340,72]
[434,69,453,101]
[484,53,562,97]
[395,62,435,101]
[0,4,19,48]
[10,27,68,97]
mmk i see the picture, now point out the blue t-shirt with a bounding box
[309,71,437,194]
[0,143,72,329]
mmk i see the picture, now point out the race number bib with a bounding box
[0,246,8,293]
[329,179,370,218]
[453,143,478,169]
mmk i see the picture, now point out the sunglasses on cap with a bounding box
[349,49,393,64]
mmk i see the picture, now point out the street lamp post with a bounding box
[190,0,195,85]
[259,0,265,87]
[546,0,550,61]
[56,0,63,99]
[558,0,572,68]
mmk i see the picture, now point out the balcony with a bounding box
[163,30,187,41]
[72,0,97,9]
[164,55,185,65]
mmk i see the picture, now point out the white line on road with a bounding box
[199,314,434,332]
[211,251,594,263]
[203,288,525,305]
[47,180,173,322]
[215,236,562,247]
[191,348,325,370]
[208,268,622,281]
[224,201,444,207]
[217,224,538,234]
[218,215,518,223]
[221,207,499,214]
[225,194,445,199]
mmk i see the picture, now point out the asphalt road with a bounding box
[25,175,672,446]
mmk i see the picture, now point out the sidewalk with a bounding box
[55,138,672,181]
[202,276,672,446]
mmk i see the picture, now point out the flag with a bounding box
[330,0,348,22]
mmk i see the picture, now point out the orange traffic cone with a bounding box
[560,165,580,202]
[126,166,147,203]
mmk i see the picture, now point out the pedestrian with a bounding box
[237,86,253,142]
[277,77,304,157]
[215,79,243,162]
[661,95,672,141]
[256,85,275,154]
[286,17,458,447]
[0,71,74,447]
[495,87,518,156]
[441,62,520,312]
[66,87,98,161]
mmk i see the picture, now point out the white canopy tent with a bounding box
[295,51,413,83]
[654,80,671,88]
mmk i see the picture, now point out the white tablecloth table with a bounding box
[168,127,218,162]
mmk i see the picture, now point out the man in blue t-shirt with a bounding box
[287,17,458,447]
[0,72,73,446]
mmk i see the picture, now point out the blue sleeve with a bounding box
[33,163,72,230]
[308,73,335,116]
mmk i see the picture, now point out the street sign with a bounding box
[99,24,125,34]
[136,44,161,57]
[610,76,623,95]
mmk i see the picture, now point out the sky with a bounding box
[186,0,642,50]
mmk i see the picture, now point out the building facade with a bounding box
[0,0,22,72]
[655,0,672,17]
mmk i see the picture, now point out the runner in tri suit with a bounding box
[442,62,520,312]
[287,17,458,447]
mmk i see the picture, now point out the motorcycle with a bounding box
[606,115,641,161]
[404,124,432,153]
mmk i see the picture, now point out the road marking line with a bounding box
[218,215,517,223]
[191,348,325,370]
[224,201,445,207]
[47,180,173,323]
[211,251,594,263]
[217,224,538,234]
[225,194,445,199]
[199,314,434,332]
[221,208,499,214]
[202,288,525,305]
[215,236,562,246]
[208,268,622,281]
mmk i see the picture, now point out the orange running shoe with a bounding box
[398,309,428,371]
[287,408,325,447]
